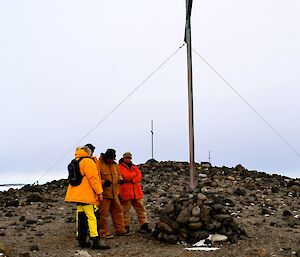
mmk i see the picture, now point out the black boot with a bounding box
[78,240,91,248]
[125,225,130,233]
[140,223,152,233]
[91,237,111,250]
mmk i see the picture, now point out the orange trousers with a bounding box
[121,199,148,226]
[98,198,125,236]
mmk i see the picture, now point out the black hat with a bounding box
[85,144,96,152]
[104,148,116,160]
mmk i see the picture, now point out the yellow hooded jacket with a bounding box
[65,148,103,205]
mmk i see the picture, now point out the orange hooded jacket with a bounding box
[98,157,122,200]
[65,148,103,205]
[118,162,143,200]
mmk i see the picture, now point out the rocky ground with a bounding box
[0,161,299,257]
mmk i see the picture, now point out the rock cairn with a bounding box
[138,160,300,245]
[152,190,246,244]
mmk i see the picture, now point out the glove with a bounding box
[103,180,112,187]
[97,193,103,201]
[118,180,125,185]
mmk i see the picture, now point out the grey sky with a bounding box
[0,0,299,184]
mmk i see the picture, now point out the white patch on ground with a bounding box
[75,250,93,257]
[186,247,220,251]
[185,234,221,251]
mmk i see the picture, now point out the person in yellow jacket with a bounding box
[65,145,110,250]
[98,148,130,239]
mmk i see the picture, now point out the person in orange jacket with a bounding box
[118,152,151,233]
[65,145,110,250]
[98,149,130,238]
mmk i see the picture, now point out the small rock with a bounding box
[271,187,279,193]
[290,185,300,192]
[191,230,210,241]
[176,208,191,224]
[4,212,13,217]
[261,208,271,215]
[197,193,207,201]
[283,210,293,217]
[35,231,44,237]
[159,222,174,234]
[192,206,201,217]
[160,214,179,230]
[162,203,174,214]
[224,198,235,207]
[19,252,30,257]
[211,181,218,187]
[0,241,12,257]
[75,250,93,257]
[211,234,228,242]
[5,199,19,207]
[189,216,200,223]
[200,206,212,222]
[234,164,245,172]
[234,188,246,196]
[200,162,211,168]
[30,244,39,251]
[213,214,232,222]
[26,194,43,203]
[227,176,236,181]
[19,216,25,222]
[205,220,221,231]
[26,219,38,225]
[143,186,151,194]
[212,203,224,213]
[159,232,178,244]
[188,222,203,230]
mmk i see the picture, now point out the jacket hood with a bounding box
[100,155,117,165]
[75,148,90,158]
[119,159,133,168]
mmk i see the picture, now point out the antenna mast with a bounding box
[185,0,195,189]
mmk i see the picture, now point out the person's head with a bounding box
[78,146,92,156]
[123,152,132,164]
[104,148,116,164]
[85,143,96,155]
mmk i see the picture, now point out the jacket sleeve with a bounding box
[98,159,105,185]
[118,164,137,181]
[117,166,123,181]
[132,165,142,183]
[82,158,103,194]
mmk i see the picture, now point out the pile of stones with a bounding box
[152,189,246,244]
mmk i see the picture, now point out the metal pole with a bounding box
[185,0,195,189]
[151,120,154,159]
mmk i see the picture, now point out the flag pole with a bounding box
[185,0,196,189]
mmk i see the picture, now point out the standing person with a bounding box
[84,144,104,243]
[118,152,151,233]
[98,149,130,238]
[65,145,110,250]
[85,143,97,165]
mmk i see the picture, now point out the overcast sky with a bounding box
[0,0,299,184]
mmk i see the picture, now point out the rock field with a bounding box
[0,160,299,257]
